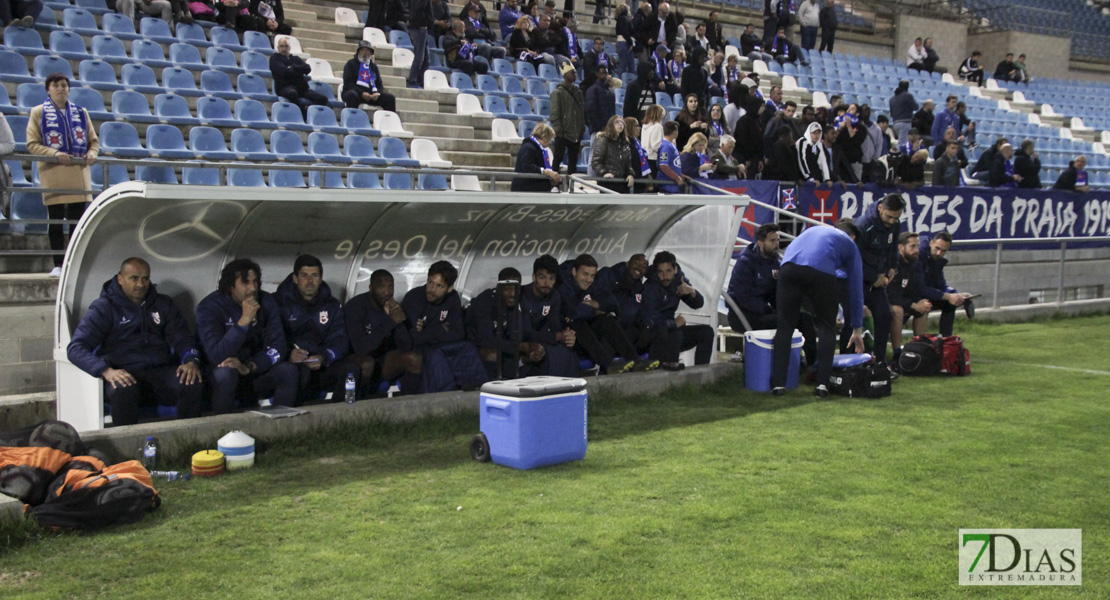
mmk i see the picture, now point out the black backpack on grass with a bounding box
[827,355,892,398]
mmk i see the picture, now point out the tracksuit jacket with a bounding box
[274,275,350,367]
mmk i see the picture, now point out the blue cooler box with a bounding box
[744,329,803,392]
[479,376,589,470]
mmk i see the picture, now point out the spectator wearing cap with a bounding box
[549,61,586,174]
[650,43,681,96]
[342,41,396,112]
[464,4,507,64]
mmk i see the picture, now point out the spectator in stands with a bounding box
[834,104,865,182]
[762,100,798,152]
[953,101,976,148]
[1,0,40,27]
[706,11,724,52]
[667,47,687,83]
[911,100,935,146]
[712,134,744,180]
[959,51,985,86]
[550,62,585,172]
[583,37,615,90]
[457,0,488,27]
[887,231,932,364]
[509,16,554,68]
[402,261,487,392]
[797,0,820,52]
[623,63,655,121]
[796,122,829,183]
[592,115,637,192]
[819,0,837,53]
[1054,155,1090,192]
[642,251,714,369]
[989,143,1020,188]
[656,121,685,193]
[922,37,939,72]
[27,74,99,276]
[0,115,12,209]
[675,93,707,151]
[762,0,793,49]
[625,117,652,190]
[555,17,583,71]
[971,136,1007,181]
[185,0,215,24]
[615,3,635,75]
[444,18,488,76]
[854,192,905,372]
[1014,139,1041,189]
[630,1,653,62]
[650,2,679,51]
[722,54,743,91]
[705,51,726,99]
[870,144,903,187]
[860,105,883,169]
[931,95,960,146]
[764,125,798,181]
[640,104,665,172]
[406,0,432,89]
[732,96,766,176]
[276,255,360,405]
[466,268,536,380]
[681,47,712,110]
[932,140,962,187]
[723,81,748,135]
[689,21,711,54]
[432,0,452,44]
[67,258,203,426]
[342,42,396,112]
[901,149,928,187]
[499,0,522,40]
[679,131,714,185]
[511,122,561,191]
[558,254,646,373]
[917,231,974,336]
[543,0,556,20]
[769,26,803,65]
[464,3,501,45]
[368,0,407,31]
[247,0,291,36]
[876,115,895,155]
[824,122,855,183]
[519,255,578,377]
[906,37,927,71]
[1014,53,1030,83]
[994,52,1020,82]
[463,8,507,68]
[118,0,175,31]
[344,269,423,397]
[706,102,727,153]
[889,80,918,143]
[531,13,563,60]
[197,258,298,414]
[932,126,968,167]
[740,23,772,62]
[673,11,687,51]
[271,37,328,115]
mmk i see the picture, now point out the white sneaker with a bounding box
[358,103,373,110]
[48,267,62,277]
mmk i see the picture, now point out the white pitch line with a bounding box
[977,359,1110,377]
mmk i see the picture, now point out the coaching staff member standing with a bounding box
[771,222,865,398]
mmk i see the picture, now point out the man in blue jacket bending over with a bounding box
[276,254,361,404]
[772,221,865,397]
[67,257,203,426]
[642,251,716,370]
[196,258,298,413]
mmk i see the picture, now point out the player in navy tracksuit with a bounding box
[519,255,578,378]
[772,221,865,396]
[401,260,487,392]
[887,232,933,361]
[594,253,662,365]
[917,231,973,337]
[853,193,905,368]
[466,268,527,380]
[195,258,298,413]
[67,258,203,426]
[557,254,646,373]
[275,255,361,404]
[344,269,423,396]
[642,251,715,370]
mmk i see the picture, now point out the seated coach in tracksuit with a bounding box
[275,254,361,404]
[917,230,974,337]
[345,269,424,396]
[594,253,661,367]
[558,254,647,374]
[887,231,933,362]
[196,258,298,413]
[466,267,542,380]
[642,251,715,370]
[67,257,203,426]
[519,255,579,378]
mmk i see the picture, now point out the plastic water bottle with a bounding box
[141,436,159,470]
[344,373,356,404]
[150,470,190,481]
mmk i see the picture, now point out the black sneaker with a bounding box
[964,299,975,319]
[815,384,829,398]
[884,362,900,380]
[608,359,636,374]
[635,359,660,372]
[772,387,786,397]
[661,362,685,371]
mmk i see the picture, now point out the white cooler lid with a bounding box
[480,376,588,397]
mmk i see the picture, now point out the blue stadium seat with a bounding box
[482,96,515,119]
[90,163,131,190]
[501,76,530,98]
[77,60,123,92]
[139,17,176,44]
[200,69,239,100]
[228,165,267,187]
[538,63,559,81]
[146,125,195,159]
[308,81,344,109]
[240,51,270,77]
[33,6,60,32]
[0,51,36,84]
[49,30,90,60]
[99,122,150,157]
[182,161,220,185]
[169,43,206,71]
[121,63,164,94]
[32,55,74,81]
[271,102,314,132]
[210,26,247,51]
[231,129,275,160]
[377,137,420,167]
[388,29,413,48]
[526,79,547,97]
[518,120,537,138]
[477,74,510,98]
[11,192,47,235]
[73,0,111,15]
[339,108,381,136]
[514,61,542,82]
[655,92,675,109]
[5,160,30,187]
[90,35,129,65]
[154,94,200,126]
[382,168,412,190]
[135,165,178,184]
[306,105,346,134]
[101,13,141,40]
[7,115,27,151]
[3,25,49,56]
[187,126,236,160]
[233,98,276,129]
[491,58,515,78]
[62,8,99,36]
[162,67,203,97]
[307,132,353,164]
[16,83,47,110]
[308,165,347,189]
[0,90,17,115]
[347,169,382,189]
[206,46,245,75]
[196,97,239,127]
[510,97,543,122]
[418,173,449,191]
[450,72,478,93]
[237,73,279,101]
[130,39,173,69]
[270,129,314,162]
[243,31,274,55]
[343,134,386,166]
[68,87,112,120]
[176,22,212,47]
[269,167,306,188]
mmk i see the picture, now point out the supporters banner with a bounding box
[791,184,1110,244]
[715,179,780,255]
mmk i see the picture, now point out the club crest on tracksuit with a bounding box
[772,269,779,279]
[440,310,448,321]
[364,322,373,335]
[542,305,550,316]
[151,311,161,325]
[319,310,329,324]
[635,293,642,303]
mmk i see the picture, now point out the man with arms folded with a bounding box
[345,269,424,396]
[402,260,487,391]
[519,255,579,377]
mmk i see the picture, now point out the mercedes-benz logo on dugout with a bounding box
[138,200,248,262]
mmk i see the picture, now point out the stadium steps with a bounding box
[0,300,56,396]
[0,236,53,275]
